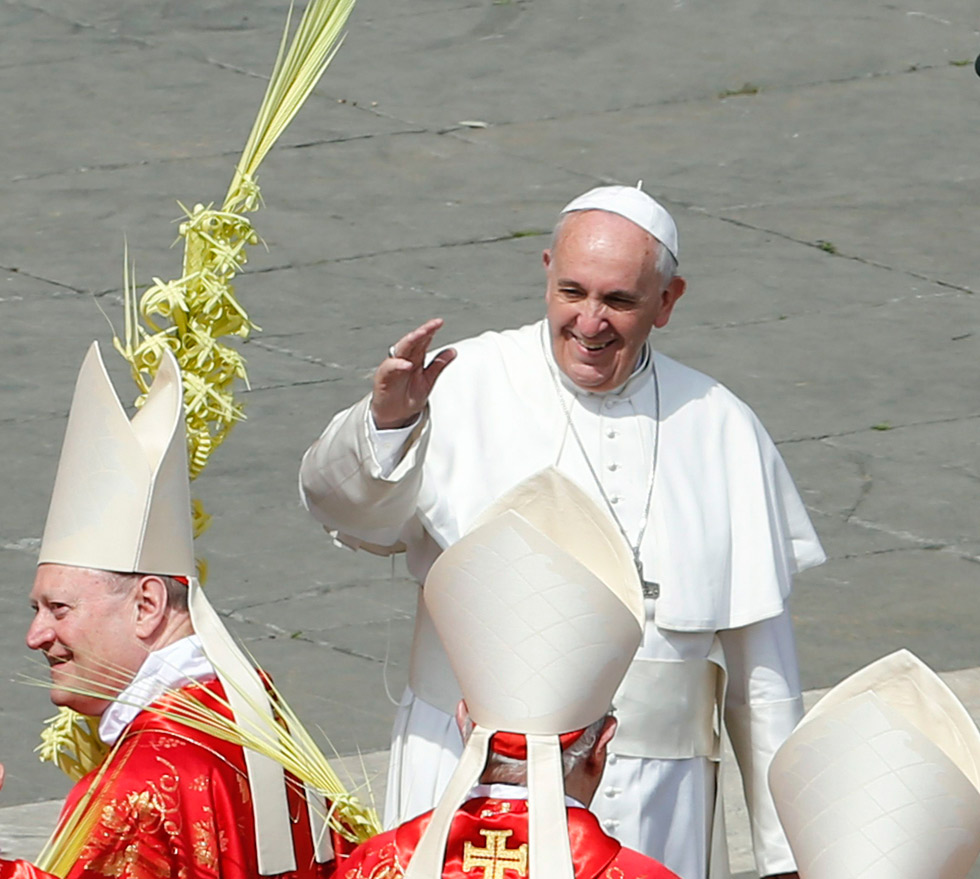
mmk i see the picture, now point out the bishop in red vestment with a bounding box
[338,796,679,879]
[0,345,347,879]
[2,677,337,879]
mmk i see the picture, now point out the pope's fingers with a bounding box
[427,347,456,370]
[0,762,5,792]
[391,318,444,363]
[372,346,454,423]
[421,347,456,389]
[374,357,416,388]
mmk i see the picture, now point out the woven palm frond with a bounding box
[39,0,357,797]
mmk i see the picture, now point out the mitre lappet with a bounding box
[403,468,646,879]
[768,649,980,879]
[38,341,316,874]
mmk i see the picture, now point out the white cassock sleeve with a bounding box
[719,608,803,877]
[368,416,421,477]
[299,394,428,550]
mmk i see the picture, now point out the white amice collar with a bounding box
[99,634,213,745]
[539,320,653,401]
[465,782,585,810]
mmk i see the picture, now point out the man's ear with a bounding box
[588,716,619,773]
[542,249,552,271]
[133,575,169,639]
[652,275,686,329]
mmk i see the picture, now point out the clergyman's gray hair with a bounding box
[479,714,611,786]
[550,213,677,286]
[106,571,189,612]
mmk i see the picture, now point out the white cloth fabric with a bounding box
[99,634,212,745]
[300,320,825,878]
[465,782,586,810]
[385,685,466,827]
[303,322,823,631]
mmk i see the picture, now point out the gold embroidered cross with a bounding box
[462,829,528,879]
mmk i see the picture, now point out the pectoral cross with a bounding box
[462,829,528,879]
[635,556,660,599]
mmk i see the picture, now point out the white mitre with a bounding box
[404,468,645,879]
[769,649,980,879]
[40,342,195,573]
[37,342,313,875]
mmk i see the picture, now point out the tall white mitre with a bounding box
[37,342,314,875]
[39,341,195,574]
[404,468,645,879]
[769,649,980,879]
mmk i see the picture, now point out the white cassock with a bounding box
[299,321,825,879]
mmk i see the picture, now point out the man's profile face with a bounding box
[544,210,685,392]
[27,564,147,716]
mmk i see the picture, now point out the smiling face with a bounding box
[27,564,148,716]
[544,210,685,392]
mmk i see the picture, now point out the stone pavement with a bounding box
[1,0,978,875]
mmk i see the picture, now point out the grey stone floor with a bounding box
[1,0,979,875]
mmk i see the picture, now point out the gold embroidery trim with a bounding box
[462,829,528,879]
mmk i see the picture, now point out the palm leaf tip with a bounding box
[227,0,357,209]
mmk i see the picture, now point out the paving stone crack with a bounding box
[358,2,485,22]
[679,287,968,334]
[440,60,963,135]
[840,454,874,522]
[221,609,385,664]
[940,462,980,483]
[775,412,980,445]
[807,504,979,564]
[0,54,89,72]
[7,0,415,143]
[0,264,87,294]
[230,578,385,612]
[830,545,943,562]
[244,376,350,393]
[684,210,974,295]
[247,230,551,276]
[10,0,154,47]
[9,130,422,184]
[845,515,979,565]
[247,338,349,371]
[0,411,66,427]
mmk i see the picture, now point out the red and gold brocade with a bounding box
[336,798,679,879]
[1,679,346,879]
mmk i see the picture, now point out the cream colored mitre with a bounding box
[38,342,309,875]
[404,468,644,879]
[769,649,980,879]
[39,341,195,574]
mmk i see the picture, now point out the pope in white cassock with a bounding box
[298,184,826,879]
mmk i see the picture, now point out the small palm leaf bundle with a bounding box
[35,710,109,783]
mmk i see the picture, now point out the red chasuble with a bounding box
[1,679,345,879]
[335,798,680,879]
